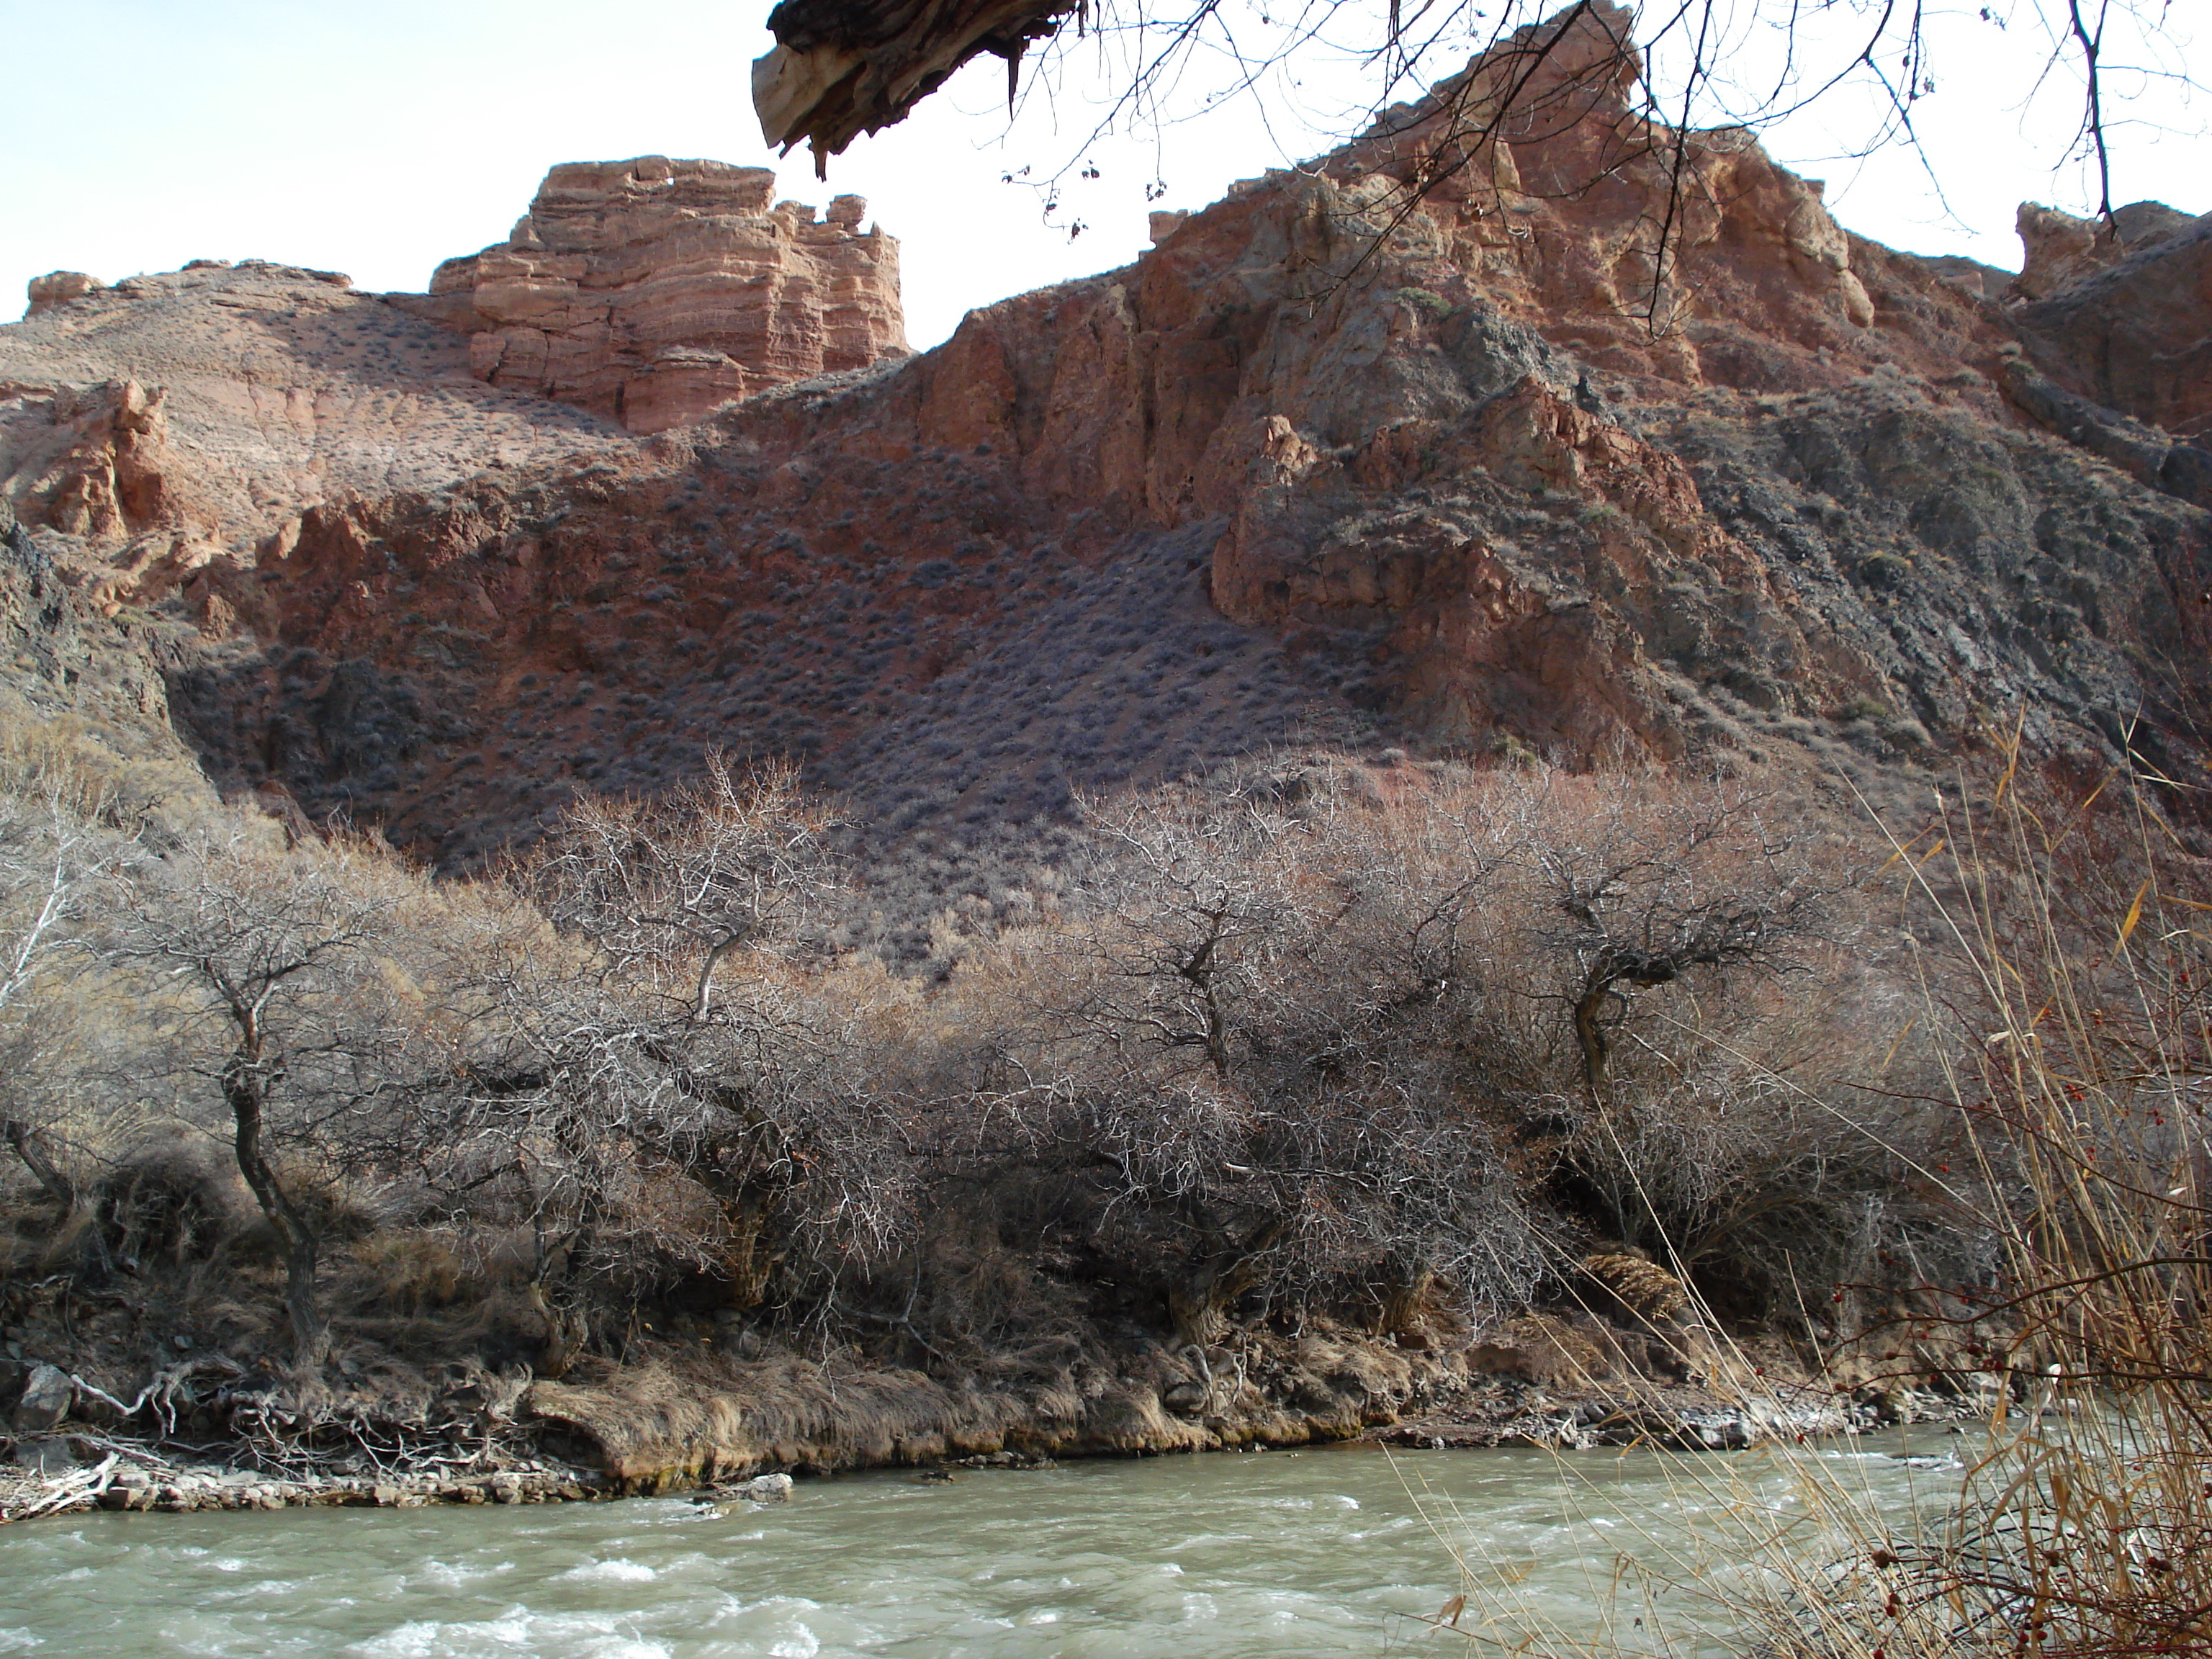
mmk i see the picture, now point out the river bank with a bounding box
[2,1307,1976,1526]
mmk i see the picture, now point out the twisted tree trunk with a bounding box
[1169,1216,1285,1345]
[223,1042,328,1369]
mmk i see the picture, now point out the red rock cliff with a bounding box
[1,5,2206,889]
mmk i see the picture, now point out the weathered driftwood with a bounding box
[0,1452,117,1523]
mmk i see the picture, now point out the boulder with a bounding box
[1160,1380,1210,1416]
[12,1363,72,1433]
[10,1435,79,1475]
[24,271,105,319]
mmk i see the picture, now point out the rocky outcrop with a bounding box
[1997,351,2212,511]
[24,273,106,319]
[1,260,624,559]
[1915,254,2012,304]
[415,157,908,433]
[2013,204,2212,441]
[2009,199,2197,302]
[0,3,2206,893]
[0,378,172,547]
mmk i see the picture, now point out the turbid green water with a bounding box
[0,1438,1958,1657]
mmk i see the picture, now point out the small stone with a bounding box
[1161,1380,1208,1416]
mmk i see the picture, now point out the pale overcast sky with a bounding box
[2,0,2202,350]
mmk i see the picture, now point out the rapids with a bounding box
[0,1436,1956,1657]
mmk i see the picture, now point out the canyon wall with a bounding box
[1,3,2206,907]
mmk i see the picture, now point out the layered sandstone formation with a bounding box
[416,157,908,433]
[0,3,2206,894]
[1,258,624,545]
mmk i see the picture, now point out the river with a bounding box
[0,1434,1959,1657]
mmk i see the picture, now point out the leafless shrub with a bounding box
[938,757,1937,1339]
[90,1130,250,1272]
[418,762,924,1370]
[516,754,842,1011]
[0,734,158,1256]
[0,721,1966,1390]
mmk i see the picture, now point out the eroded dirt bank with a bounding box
[6,1290,1977,1523]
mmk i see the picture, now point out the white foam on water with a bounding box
[409,1557,515,1589]
[0,1630,43,1652]
[347,1609,534,1656]
[558,1557,658,1584]
[346,1609,672,1658]
[700,1593,870,1658]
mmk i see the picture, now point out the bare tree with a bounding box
[1511,771,1839,1097]
[518,755,840,1016]
[115,835,428,1367]
[0,781,140,1230]
[993,768,1554,1339]
[418,760,913,1365]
